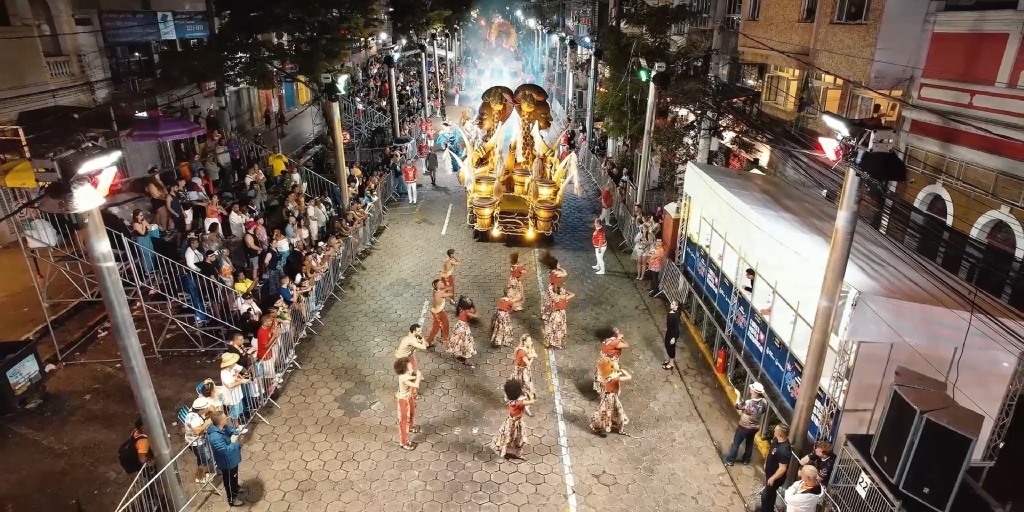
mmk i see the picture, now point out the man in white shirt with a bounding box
[784,465,823,512]
[185,237,203,272]
[219,352,249,432]
[227,202,247,241]
[184,397,215,483]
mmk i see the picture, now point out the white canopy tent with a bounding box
[683,162,1024,459]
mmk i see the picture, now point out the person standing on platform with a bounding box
[592,219,607,275]
[663,301,682,370]
[511,335,537,417]
[427,279,453,347]
[760,424,792,512]
[504,253,525,312]
[590,359,631,437]
[491,379,535,460]
[394,356,422,450]
[402,160,419,204]
[395,324,427,373]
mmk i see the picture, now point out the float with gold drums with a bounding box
[458,82,579,242]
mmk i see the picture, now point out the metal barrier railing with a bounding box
[113,171,398,512]
[822,441,902,512]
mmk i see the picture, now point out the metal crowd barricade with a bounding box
[113,163,399,512]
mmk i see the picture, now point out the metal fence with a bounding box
[822,441,902,512]
[114,171,398,512]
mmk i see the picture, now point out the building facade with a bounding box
[895,3,1024,310]
[736,0,930,136]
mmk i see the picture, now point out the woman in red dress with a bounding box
[394,356,422,450]
[505,253,525,312]
[593,328,630,394]
[591,359,631,437]
[543,285,574,349]
[511,335,537,416]
[446,296,478,367]
[492,379,535,459]
[490,295,515,347]
[546,253,567,288]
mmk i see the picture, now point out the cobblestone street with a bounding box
[196,122,760,512]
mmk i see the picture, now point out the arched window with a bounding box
[987,220,1017,255]
[29,0,62,56]
[925,194,947,219]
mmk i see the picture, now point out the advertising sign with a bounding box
[731,292,751,335]
[716,273,735,317]
[100,10,210,44]
[762,329,789,393]
[745,309,768,357]
[782,358,832,439]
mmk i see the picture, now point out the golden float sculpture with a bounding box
[459,81,579,240]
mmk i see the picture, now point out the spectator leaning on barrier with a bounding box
[799,441,835,487]
[207,410,247,507]
[219,352,250,432]
[784,465,823,512]
[184,397,216,483]
[723,381,767,466]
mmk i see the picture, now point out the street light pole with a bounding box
[445,33,453,79]
[554,36,562,93]
[636,76,658,208]
[385,56,401,138]
[83,205,187,510]
[585,47,599,145]
[419,44,430,119]
[565,39,576,121]
[431,33,444,119]
[787,162,861,485]
[325,99,350,207]
[697,0,728,163]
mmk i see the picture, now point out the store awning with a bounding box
[127,116,205,142]
[0,160,37,188]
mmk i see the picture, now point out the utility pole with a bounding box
[697,0,728,164]
[554,36,562,94]
[431,33,445,119]
[585,47,599,145]
[565,39,577,121]
[787,114,863,486]
[419,44,430,119]
[323,73,350,206]
[385,55,401,138]
[83,205,188,510]
[636,61,664,209]
[445,32,453,80]
[205,0,231,132]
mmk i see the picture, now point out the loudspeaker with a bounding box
[871,367,952,483]
[900,404,984,512]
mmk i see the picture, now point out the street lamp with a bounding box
[636,59,666,208]
[379,32,388,42]
[322,72,351,206]
[53,148,188,510]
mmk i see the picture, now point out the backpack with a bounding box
[118,432,146,474]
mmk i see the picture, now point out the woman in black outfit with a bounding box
[663,300,682,370]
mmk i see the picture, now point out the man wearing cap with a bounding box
[207,410,246,507]
[184,397,216,483]
[723,381,767,466]
[219,352,250,430]
[197,249,220,280]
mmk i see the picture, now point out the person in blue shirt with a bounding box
[278,275,295,306]
[207,410,246,507]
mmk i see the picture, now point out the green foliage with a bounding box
[160,0,378,90]
[389,0,471,38]
[595,1,710,144]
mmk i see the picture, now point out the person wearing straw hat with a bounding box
[219,352,250,432]
[723,381,767,467]
[184,397,216,484]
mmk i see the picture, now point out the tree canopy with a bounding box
[160,0,379,89]
[388,0,472,40]
[594,2,709,143]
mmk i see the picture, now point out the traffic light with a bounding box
[637,67,651,82]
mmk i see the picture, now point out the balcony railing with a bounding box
[45,56,76,79]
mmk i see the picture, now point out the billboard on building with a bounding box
[99,10,210,45]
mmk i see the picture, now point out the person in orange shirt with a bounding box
[598,185,614,226]
[591,359,632,437]
[504,252,525,311]
[491,379,535,460]
[490,294,515,347]
[645,239,666,297]
[592,218,608,275]
[402,161,419,204]
[593,328,629,395]
[447,296,478,367]
[542,285,574,349]
[394,356,421,450]
[511,335,537,416]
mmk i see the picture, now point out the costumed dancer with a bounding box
[545,252,568,288]
[593,328,630,394]
[492,379,536,460]
[446,296,478,367]
[543,284,574,349]
[394,356,422,450]
[511,334,537,417]
[590,359,631,437]
[427,279,453,347]
[395,323,427,374]
[440,249,461,306]
[490,294,515,347]
[505,252,525,312]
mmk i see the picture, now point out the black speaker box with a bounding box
[900,404,985,512]
[871,367,953,483]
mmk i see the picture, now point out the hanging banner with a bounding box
[100,10,210,44]
[762,329,789,393]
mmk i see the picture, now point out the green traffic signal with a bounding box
[637,68,651,82]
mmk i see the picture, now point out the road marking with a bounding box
[441,203,453,235]
[417,298,430,326]
[533,248,579,512]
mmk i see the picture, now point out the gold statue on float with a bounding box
[487,17,517,49]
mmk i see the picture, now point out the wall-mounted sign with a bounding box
[99,10,210,45]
